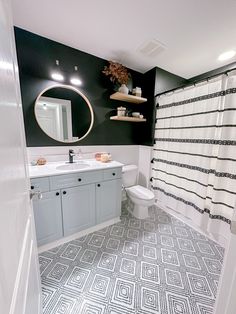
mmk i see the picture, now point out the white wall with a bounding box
[27,145,140,166]
[138,145,152,188]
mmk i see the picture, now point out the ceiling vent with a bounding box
[137,39,166,58]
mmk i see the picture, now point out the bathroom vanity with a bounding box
[29,160,123,247]
[28,84,124,249]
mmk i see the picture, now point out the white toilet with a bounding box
[122,165,155,219]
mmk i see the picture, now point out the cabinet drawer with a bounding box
[103,167,122,181]
[50,170,103,190]
[30,177,50,192]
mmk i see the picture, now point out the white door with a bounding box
[214,210,236,314]
[36,104,61,140]
[0,1,42,314]
[36,96,73,142]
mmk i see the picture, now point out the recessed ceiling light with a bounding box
[70,77,82,86]
[218,50,236,61]
[51,72,64,81]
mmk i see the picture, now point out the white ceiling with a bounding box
[12,0,236,79]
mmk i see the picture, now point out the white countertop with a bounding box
[29,159,124,179]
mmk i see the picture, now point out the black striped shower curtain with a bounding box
[151,71,236,239]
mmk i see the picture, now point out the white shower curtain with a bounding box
[151,71,236,241]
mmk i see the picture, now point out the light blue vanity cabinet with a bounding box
[30,166,122,247]
[61,184,96,236]
[31,177,63,246]
[96,168,122,224]
[96,179,122,223]
[32,190,63,246]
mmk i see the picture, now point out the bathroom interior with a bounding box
[1,0,236,313]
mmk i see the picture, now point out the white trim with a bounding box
[22,240,33,314]
[38,217,120,253]
[9,219,30,314]
[214,232,236,314]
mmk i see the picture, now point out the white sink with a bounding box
[56,162,90,171]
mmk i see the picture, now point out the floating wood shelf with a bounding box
[110,116,146,122]
[110,92,147,104]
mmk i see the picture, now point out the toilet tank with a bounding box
[122,165,138,187]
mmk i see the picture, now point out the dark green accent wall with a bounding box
[140,67,188,146]
[189,61,236,82]
[14,27,186,147]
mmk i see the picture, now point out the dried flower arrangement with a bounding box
[102,61,131,85]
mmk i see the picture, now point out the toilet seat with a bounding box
[126,185,154,200]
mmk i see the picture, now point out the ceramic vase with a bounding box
[118,84,129,94]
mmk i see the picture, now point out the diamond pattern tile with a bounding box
[89,274,110,297]
[141,287,160,313]
[166,292,191,314]
[165,269,183,288]
[183,254,201,270]
[187,273,213,297]
[65,267,90,291]
[106,238,120,251]
[161,248,180,266]
[48,263,68,282]
[143,245,157,260]
[122,241,139,256]
[61,244,81,260]
[40,205,224,314]
[98,252,117,271]
[111,278,135,308]
[120,258,136,275]
[80,249,97,265]
[141,261,160,284]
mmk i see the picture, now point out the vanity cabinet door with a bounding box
[33,190,63,246]
[62,184,96,236]
[96,179,122,224]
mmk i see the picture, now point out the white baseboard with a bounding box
[38,217,120,253]
[155,200,227,247]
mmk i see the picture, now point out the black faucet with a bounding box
[69,149,75,163]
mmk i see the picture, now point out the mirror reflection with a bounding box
[35,85,94,143]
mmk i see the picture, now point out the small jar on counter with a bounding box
[100,153,112,162]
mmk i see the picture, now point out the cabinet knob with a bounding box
[78,178,82,182]
[97,184,100,187]
[31,185,34,190]
[56,192,60,196]
[63,191,67,195]
[112,173,116,176]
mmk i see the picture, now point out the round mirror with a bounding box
[35,84,94,143]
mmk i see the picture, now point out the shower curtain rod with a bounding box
[155,66,236,98]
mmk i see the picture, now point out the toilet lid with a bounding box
[126,185,155,200]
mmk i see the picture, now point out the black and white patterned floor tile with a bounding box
[39,205,224,314]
